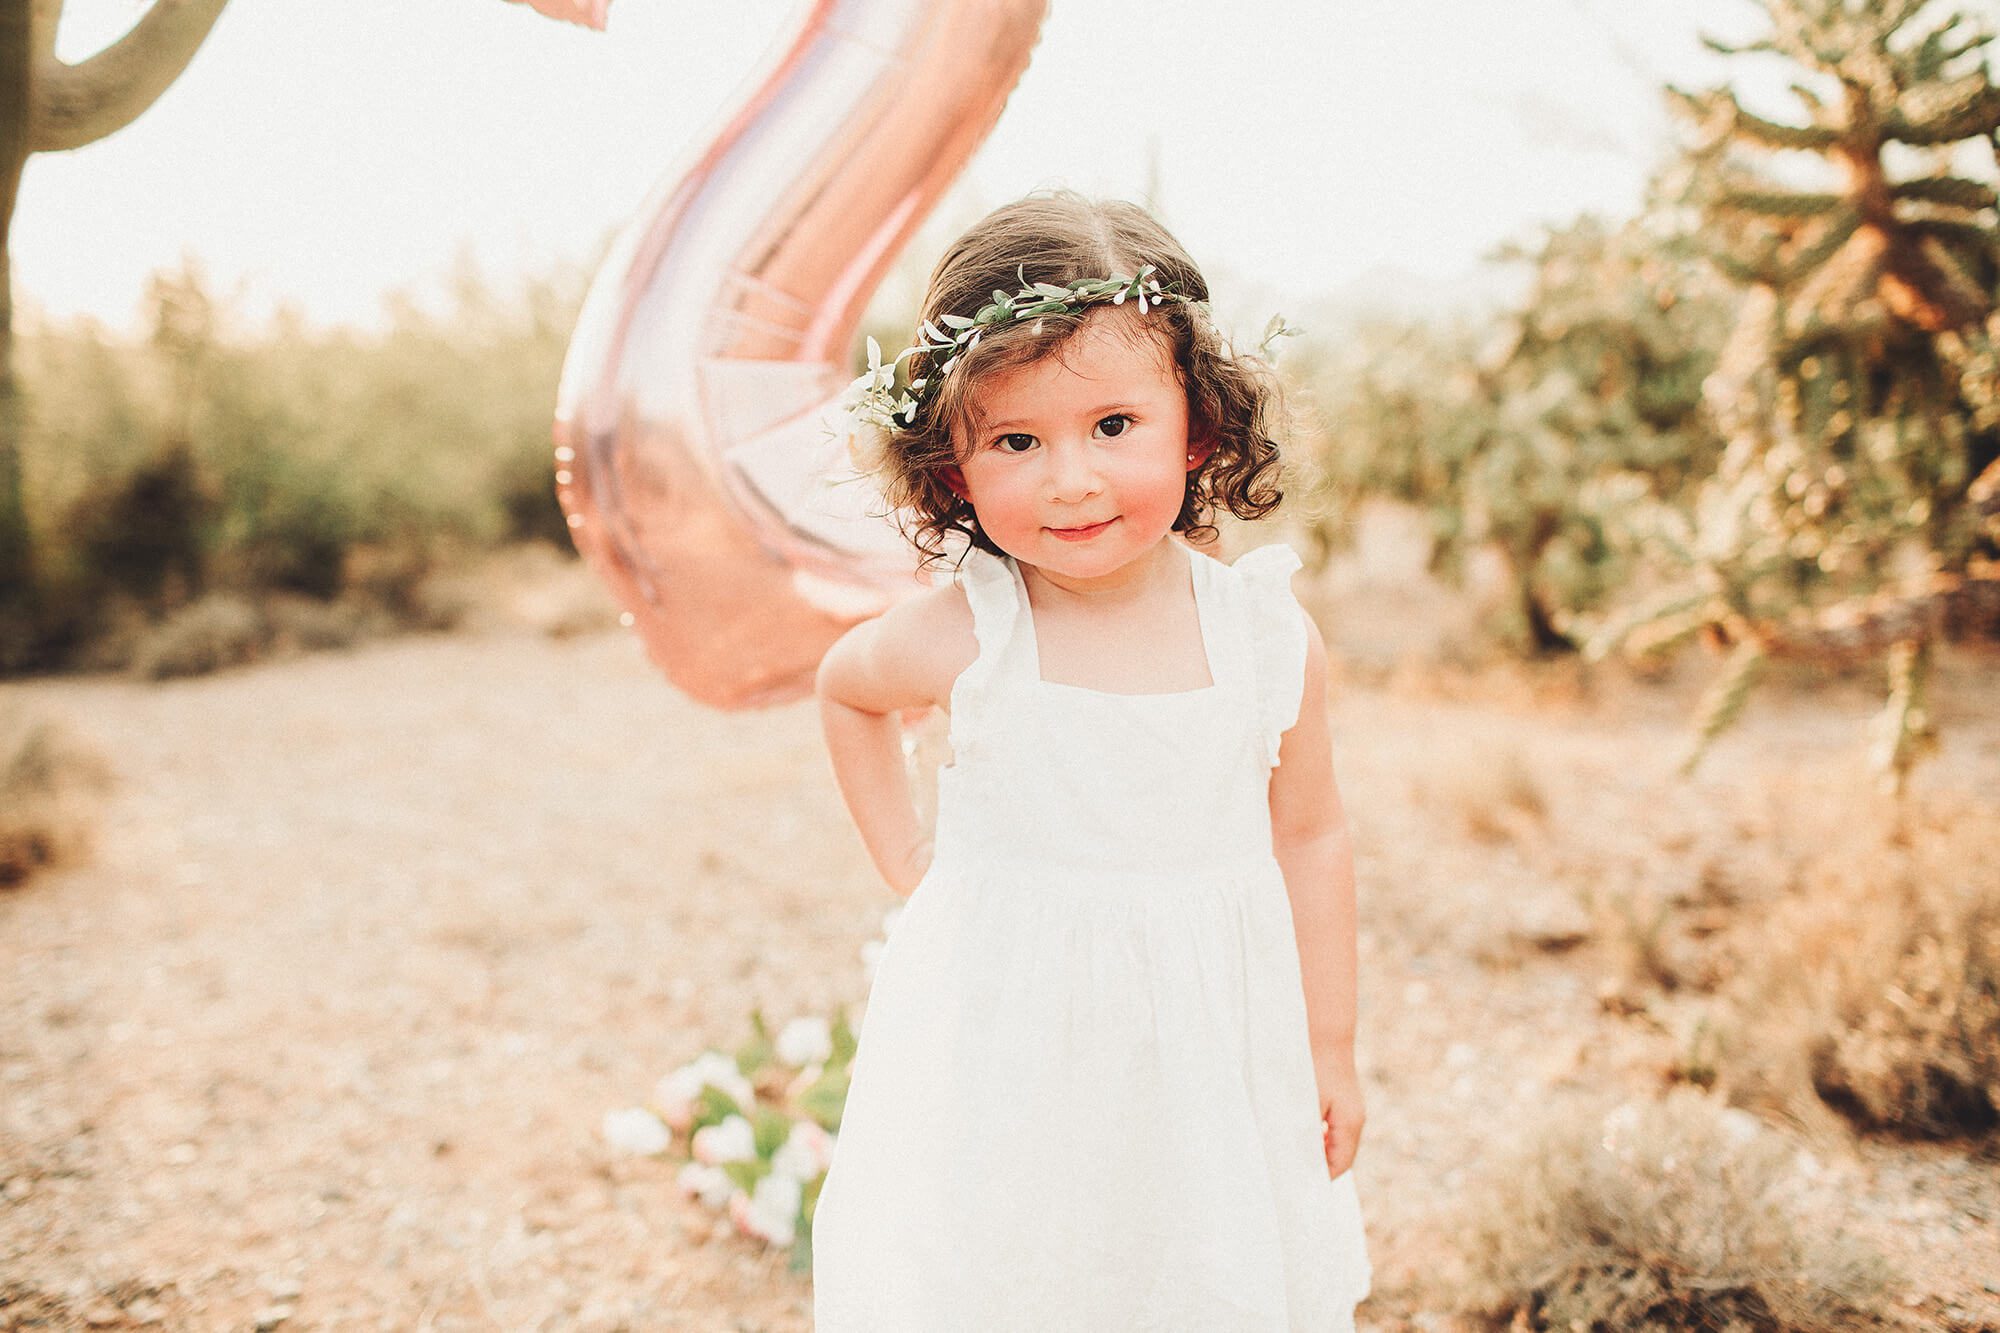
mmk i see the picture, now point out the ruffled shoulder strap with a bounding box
[944,545,1020,743]
[1233,542,1309,768]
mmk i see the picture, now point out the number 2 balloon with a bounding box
[548,0,1051,708]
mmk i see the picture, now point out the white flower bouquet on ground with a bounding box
[600,904,903,1268]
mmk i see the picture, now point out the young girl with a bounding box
[810,190,1371,1331]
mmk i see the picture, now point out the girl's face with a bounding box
[937,307,1213,580]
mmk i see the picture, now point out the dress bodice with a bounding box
[930,540,1309,886]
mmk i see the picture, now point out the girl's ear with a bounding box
[1184,435,1216,472]
[939,464,968,500]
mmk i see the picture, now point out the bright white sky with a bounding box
[19,0,1762,340]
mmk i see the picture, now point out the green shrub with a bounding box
[8,249,593,673]
[62,438,207,607]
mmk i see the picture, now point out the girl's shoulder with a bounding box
[819,576,973,715]
[891,577,979,712]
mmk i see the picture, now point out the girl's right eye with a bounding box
[993,433,1037,454]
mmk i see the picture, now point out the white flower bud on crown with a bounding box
[834,268,1298,466]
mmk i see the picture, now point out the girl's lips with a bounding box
[1048,517,1116,541]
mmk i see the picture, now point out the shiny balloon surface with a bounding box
[553,0,1051,707]
[505,0,609,30]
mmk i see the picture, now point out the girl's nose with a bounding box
[1044,440,1102,501]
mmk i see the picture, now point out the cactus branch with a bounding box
[28,0,231,153]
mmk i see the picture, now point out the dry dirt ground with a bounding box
[3,535,1998,1331]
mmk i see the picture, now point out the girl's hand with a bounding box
[1312,1044,1365,1180]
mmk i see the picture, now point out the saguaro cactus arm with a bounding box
[24,0,231,154]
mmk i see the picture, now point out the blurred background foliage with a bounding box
[1295,211,1738,657]
[5,250,587,673]
[4,0,1998,795]
[1616,0,2000,788]
[1294,0,2000,794]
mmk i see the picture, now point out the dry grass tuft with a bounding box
[399,544,619,640]
[80,546,619,683]
[1590,858,1745,999]
[1713,783,2000,1141]
[0,708,113,886]
[129,593,269,680]
[263,594,390,654]
[1445,1087,1895,1331]
[1412,731,1548,845]
[1802,883,2000,1139]
[123,571,474,682]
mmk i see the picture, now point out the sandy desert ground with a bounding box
[4,530,1997,1331]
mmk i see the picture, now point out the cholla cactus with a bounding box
[1477,216,1735,652]
[1597,0,2000,790]
[1302,213,1732,654]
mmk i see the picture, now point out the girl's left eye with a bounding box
[1096,413,1133,438]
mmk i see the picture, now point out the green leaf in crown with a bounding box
[836,267,1301,451]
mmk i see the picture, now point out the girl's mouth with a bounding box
[1048,517,1116,541]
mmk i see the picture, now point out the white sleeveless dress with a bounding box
[811,539,1372,1332]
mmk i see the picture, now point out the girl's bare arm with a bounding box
[814,587,966,897]
[1267,609,1367,1177]
[1267,608,1360,1058]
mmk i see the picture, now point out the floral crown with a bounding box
[836,265,1297,450]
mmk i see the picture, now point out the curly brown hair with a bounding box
[868,190,1291,573]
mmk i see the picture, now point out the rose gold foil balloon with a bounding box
[551,0,1050,709]
[505,0,610,30]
